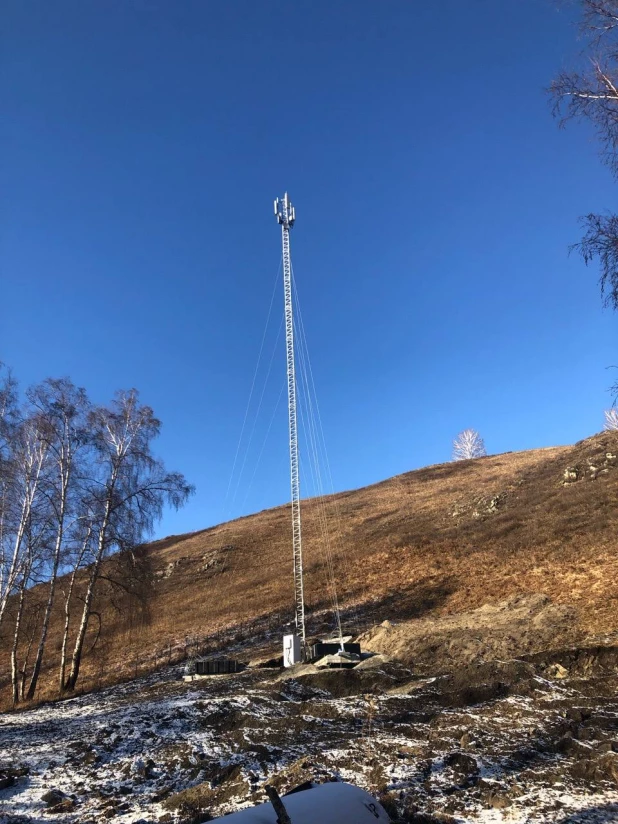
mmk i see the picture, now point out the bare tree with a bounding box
[10,516,49,705]
[550,0,618,308]
[6,423,54,704]
[604,407,618,428]
[452,429,487,461]
[63,390,192,693]
[58,519,93,694]
[0,418,49,634]
[24,379,90,701]
[10,553,33,705]
[18,601,43,702]
[0,365,19,625]
[0,367,193,700]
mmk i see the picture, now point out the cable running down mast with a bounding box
[274,193,306,654]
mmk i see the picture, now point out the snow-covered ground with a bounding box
[1,659,617,823]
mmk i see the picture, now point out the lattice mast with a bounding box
[274,193,306,648]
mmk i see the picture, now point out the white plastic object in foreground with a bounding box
[209,782,390,824]
[283,633,302,667]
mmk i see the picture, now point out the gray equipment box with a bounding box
[195,658,243,675]
[310,641,361,661]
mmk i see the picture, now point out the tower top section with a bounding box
[274,192,295,229]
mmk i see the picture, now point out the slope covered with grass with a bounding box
[2,431,617,706]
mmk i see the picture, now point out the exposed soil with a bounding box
[1,639,618,823]
[359,593,586,674]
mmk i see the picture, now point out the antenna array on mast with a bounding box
[274,193,296,228]
[274,193,306,655]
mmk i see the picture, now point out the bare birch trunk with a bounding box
[58,575,76,695]
[0,495,30,633]
[11,575,27,706]
[59,527,91,694]
[26,478,68,700]
[65,504,110,693]
[0,437,46,633]
[19,612,39,702]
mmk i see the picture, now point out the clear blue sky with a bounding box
[2,1,616,538]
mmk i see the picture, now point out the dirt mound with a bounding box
[359,593,581,673]
[290,659,414,698]
[433,659,538,708]
[524,643,618,676]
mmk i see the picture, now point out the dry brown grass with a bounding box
[2,431,617,709]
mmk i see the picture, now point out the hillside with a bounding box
[2,431,618,705]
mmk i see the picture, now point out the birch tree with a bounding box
[10,512,51,705]
[63,390,192,693]
[550,0,618,309]
[10,542,34,705]
[58,518,93,694]
[0,418,49,634]
[604,408,618,429]
[452,429,487,461]
[0,365,19,622]
[25,379,90,700]
[0,367,193,699]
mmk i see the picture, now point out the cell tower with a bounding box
[274,193,306,662]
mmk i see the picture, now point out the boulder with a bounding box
[443,751,479,782]
[41,789,67,806]
[48,798,76,814]
[545,663,569,680]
